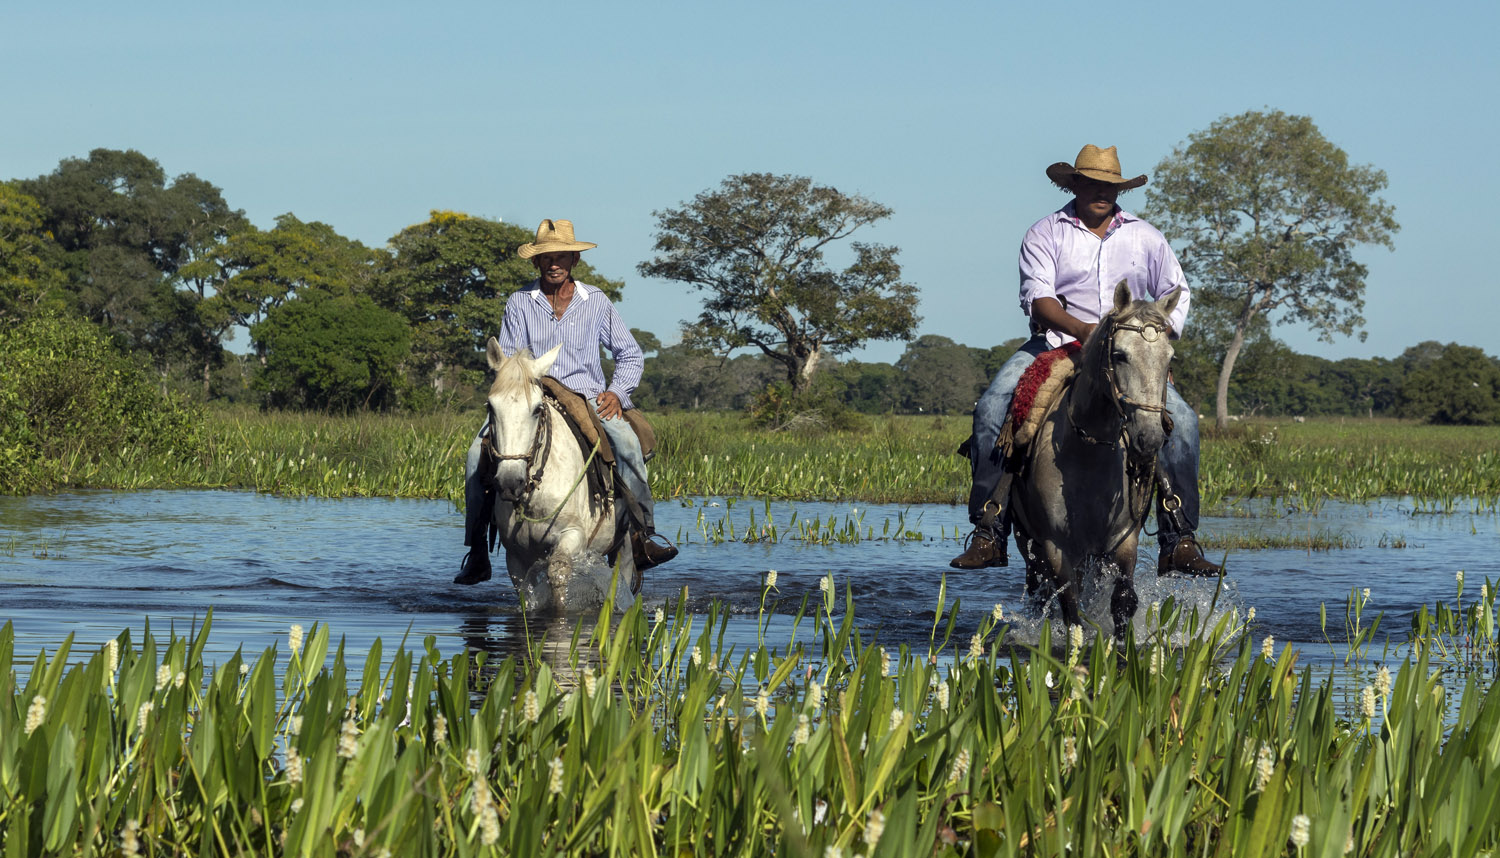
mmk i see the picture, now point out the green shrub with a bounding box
[0,313,202,493]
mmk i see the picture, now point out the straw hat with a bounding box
[1046,145,1147,192]
[517,219,597,259]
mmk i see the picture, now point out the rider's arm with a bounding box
[1032,296,1096,344]
[601,302,642,411]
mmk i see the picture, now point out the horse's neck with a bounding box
[1064,349,1123,447]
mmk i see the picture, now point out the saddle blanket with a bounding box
[996,342,1082,457]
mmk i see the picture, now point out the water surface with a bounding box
[3,491,1495,685]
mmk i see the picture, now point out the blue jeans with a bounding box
[464,402,655,546]
[967,336,1200,546]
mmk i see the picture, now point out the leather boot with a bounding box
[1157,536,1222,577]
[633,531,679,570]
[453,498,494,585]
[950,527,1008,569]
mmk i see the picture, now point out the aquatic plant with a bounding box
[8,581,1500,855]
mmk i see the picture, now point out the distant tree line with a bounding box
[4,148,1497,425]
[634,332,1500,426]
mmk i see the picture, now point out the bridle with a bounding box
[482,396,555,506]
[1073,317,1170,448]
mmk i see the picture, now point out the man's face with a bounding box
[533,251,579,286]
[1072,178,1120,221]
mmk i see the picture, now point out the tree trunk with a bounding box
[202,359,211,400]
[1216,325,1248,430]
[798,348,822,389]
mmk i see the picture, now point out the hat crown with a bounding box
[517,218,597,259]
[537,219,576,244]
[1073,145,1124,180]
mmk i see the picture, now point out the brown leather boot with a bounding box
[633,531,679,570]
[1157,536,1222,577]
[950,528,1008,569]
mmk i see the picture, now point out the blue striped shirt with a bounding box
[497,280,644,409]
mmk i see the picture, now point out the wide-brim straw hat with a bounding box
[517,219,597,259]
[1046,145,1147,192]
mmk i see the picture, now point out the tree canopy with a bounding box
[638,173,920,392]
[374,211,622,397]
[1142,109,1399,428]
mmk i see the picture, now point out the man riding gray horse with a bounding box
[953,145,1221,577]
[455,219,678,585]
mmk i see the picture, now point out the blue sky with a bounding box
[4,1,1495,364]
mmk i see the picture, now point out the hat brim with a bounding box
[517,240,597,260]
[1046,162,1148,192]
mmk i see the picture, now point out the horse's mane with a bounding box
[489,349,540,397]
[1080,297,1170,371]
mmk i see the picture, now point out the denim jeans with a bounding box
[464,402,655,546]
[967,336,1200,545]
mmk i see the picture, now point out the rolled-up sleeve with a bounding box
[1018,221,1059,318]
[603,304,643,410]
[1152,238,1192,339]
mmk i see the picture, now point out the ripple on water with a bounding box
[1,490,1495,694]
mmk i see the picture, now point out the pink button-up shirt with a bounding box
[1018,202,1191,348]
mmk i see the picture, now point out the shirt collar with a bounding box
[526,279,594,305]
[1057,201,1137,231]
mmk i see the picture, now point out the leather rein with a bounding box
[1073,319,1171,449]
[1067,318,1174,549]
[482,398,555,507]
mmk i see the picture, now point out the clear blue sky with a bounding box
[5,1,1495,364]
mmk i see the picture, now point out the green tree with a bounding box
[375,211,623,400]
[0,183,67,321]
[829,360,904,414]
[250,290,412,411]
[1398,344,1500,425]
[896,335,986,414]
[19,149,246,376]
[1142,110,1399,428]
[203,214,385,359]
[638,173,920,393]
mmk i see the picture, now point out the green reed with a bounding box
[18,410,1500,513]
[10,581,1500,856]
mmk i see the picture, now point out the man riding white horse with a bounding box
[455,219,678,585]
[952,145,1221,577]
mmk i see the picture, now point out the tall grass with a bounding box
[15,410,1500,512]
[9,583,1500,856]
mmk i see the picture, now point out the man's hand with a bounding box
[596,391,623,420]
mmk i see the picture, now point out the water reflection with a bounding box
[1,490,1496,697]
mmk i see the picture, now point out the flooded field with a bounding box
[2,490,1496,682]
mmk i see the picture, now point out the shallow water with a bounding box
[2,491,1497,687]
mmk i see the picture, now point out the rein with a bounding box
[483,396,607,525]
[1073,318,1169,447]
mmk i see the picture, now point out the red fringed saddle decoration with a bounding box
[996,341,1083,457]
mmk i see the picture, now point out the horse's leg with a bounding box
[1109,543,1141,643]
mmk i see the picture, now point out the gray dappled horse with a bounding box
[476,339,640,613]
[1010,282,1181,640]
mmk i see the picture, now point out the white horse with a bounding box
[476,338,640,613]
[1010,282,1180,640]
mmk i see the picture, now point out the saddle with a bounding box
[527,378,655,529]
[995,342,1083,458]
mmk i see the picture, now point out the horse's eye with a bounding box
[1112,350,1129,364]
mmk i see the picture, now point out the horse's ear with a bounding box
[486,337,504,371]
[1156,287,1182,319]
[1113,279,1133,312]
[532,343,563,377]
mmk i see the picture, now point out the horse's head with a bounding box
[483,338,562,502]
[1082,281,1180,458]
